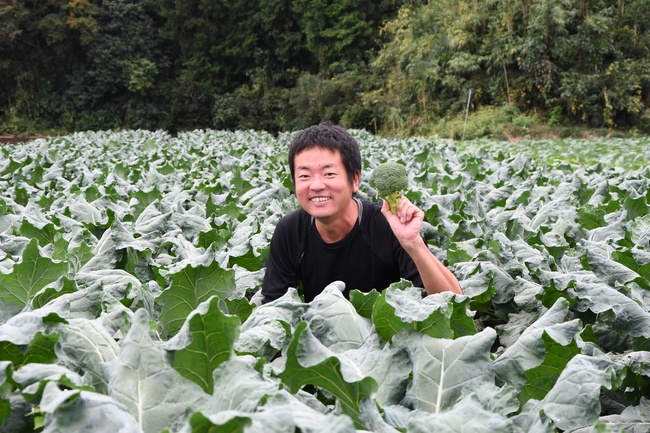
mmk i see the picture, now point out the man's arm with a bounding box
[380,197,462,295]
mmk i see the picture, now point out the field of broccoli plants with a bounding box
[1,129,649,433]
[463,137,650,171]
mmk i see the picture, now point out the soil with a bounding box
[0,135,47,144]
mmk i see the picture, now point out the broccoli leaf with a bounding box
[0,239,68,307]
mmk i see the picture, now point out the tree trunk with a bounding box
[503,62,511,104]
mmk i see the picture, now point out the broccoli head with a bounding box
[369,162,408,214]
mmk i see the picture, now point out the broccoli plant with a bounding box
[369,162,408,214]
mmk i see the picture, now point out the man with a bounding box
[261,123,461,303]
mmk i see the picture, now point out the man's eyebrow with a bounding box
[296,163,338,170]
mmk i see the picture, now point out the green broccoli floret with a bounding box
[369,162,408,214]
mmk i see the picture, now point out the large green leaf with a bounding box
[304,282,372,352]
[53,314,122,393]
[611,351,650,377]
[341,331,412,407]
[517,331,581,405]
[455,263,497,303]
[134,200,172,236]
[227,247,266,272]
[624,195,649,220]
[12,363,89,403]
[37,283,105,321]
[578,397,650,433]
[578,204,608,230]
[30,277,78,310]
[157,261,236,337]
[182,399,357,433]
[169,297,241,394]
[611,249,650,290]
[494,298,581,391]
[0,239,68,307]
[457,261,516,304]
[349,289,380,318]
[537,354,625,431]
[39,382,143,433]
[130,189,163,219]
[407,392,514,433]
[0,361,13,426]
[105,309,207,433]
[279,322,378,428]
[18,219,64,248]
[235,319,288,359]
[587,250,644,288]
[204,356,279,413]
[239,288,308,333]
[372,282,475,342]
[0,305,66,345]
[183,412,251,433]
[344,398,396,433]
[628,214,650,248]
[392,327,496,413]
[0,332,59,369]
[575,281,650,338]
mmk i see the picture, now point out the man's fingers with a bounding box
[382,197,422,225]
[396,197,418,222]
[380,199,392,217]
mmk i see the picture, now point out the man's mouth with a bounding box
[310,197,331,202]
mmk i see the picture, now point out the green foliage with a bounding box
[0,131,649,431]
[156,261,236,338]
[0,333,59,368]
[0,0,170,133]
[363,0,650,134]
[279,322,379,427]
[0,239,68,307]
[3,0,649,134]
[171,297,241,394]
[212,69,376,133]
[518,331,581,405]
[292,0,395,74]
[372,283,476,341]
[121,58,158,95]
[432,105,541,140]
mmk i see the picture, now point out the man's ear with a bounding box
[352,170,360,193]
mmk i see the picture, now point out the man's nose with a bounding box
[310,175,325,190]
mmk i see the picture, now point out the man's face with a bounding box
[293,146,359,222]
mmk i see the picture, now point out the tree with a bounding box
[0,0,99,131]
[363,0,650,133]
[292,0,398,74]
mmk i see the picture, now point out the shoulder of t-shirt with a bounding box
[358,199,396,244]
[360,199,381,215]
[357,199,401,264]
[360,200,388,227]
[270,208,311,257]
[275,207,311,230]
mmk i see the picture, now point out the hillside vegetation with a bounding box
[1,0,649,136]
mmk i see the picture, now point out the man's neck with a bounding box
[314,198,359,243]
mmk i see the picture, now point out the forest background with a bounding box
[1,0,650,139]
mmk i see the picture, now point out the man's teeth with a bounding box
[311,197,331,202]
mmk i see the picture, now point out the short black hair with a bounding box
[288,122,362,186]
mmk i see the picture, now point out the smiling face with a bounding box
[293,146,360,224]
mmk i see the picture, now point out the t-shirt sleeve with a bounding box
[261,213,302,303]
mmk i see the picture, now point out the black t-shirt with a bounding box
[261,199,423,303]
